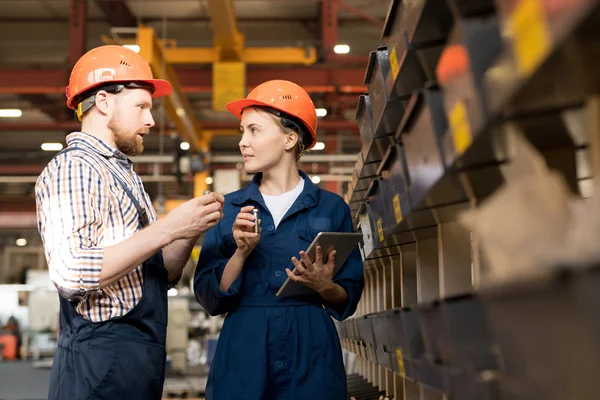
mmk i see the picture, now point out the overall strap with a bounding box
[55,147,149,228]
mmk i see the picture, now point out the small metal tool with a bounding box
[252,208,259,233]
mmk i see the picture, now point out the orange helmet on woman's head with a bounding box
[65,45,173,118]
[226,80,318,150]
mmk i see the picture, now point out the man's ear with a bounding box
[94,90,111,116]
[284,131,299,151]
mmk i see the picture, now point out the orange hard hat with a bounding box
[226,80,318,150]
[65,45,173,110]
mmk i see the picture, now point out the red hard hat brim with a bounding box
[226,98,317,149]
[149,79,173,98]
[226,98,274,119]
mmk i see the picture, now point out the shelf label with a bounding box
[377,218,384,242]
[396,348,406,376]
[390,47,400,80]
[449,100,472,156]
[510,0,551,75]
[393,194,402,223]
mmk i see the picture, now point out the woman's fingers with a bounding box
[299,251,313,270]
[239,205,255,213]
[234,219,255,229]
[291,256,307,275]
[236,231,259,239]
[236,213,256,222]
[285,268,305,282]
[326,249,337,267]
[314,246,323,265]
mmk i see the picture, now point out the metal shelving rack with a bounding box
[341,1,600,399]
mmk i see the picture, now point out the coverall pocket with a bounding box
[88,341,166,400]
[297,228,321,244]
[78,340,120,399]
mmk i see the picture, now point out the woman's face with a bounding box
[238,107,297,174]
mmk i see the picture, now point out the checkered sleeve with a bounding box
[36,157,107,302]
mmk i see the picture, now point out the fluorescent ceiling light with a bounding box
[312,142,325,151]
[316,108,327,117]
[311,176,321,184]
[41,143,64,151]
[334,44,350,54]
[0,109,22,118]
[180,141,190,151]
[123,44,140,53]
[15,238,27,247]
[205,176,214,185]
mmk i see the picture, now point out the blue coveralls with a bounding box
[194,171,365,400]
[47,148,169,400]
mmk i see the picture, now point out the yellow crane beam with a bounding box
[206,0,244,61]
[205,0,247,110]
[136,26,205,151]
[165,47,317,65]
[101,34,316,65]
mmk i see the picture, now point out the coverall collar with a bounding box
[231,170,320,209]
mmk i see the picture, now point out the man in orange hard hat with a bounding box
[36,45,224,400]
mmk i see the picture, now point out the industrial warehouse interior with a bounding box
[1,0,600,399]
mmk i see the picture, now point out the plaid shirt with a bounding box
[35,132,157,322]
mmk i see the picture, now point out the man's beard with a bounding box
[108,113,143,157]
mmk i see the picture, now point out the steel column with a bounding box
[206,0,245,61]
[321,0,339,62]
[69,0,87,67]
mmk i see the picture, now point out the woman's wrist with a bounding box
[234,247,251,259]
[315,279,337,296]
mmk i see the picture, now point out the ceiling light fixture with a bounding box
[312,142,325,151]
[0,109,22,118]
[41,143,64,151]
[333,44,350,54]
[123,44,140,53]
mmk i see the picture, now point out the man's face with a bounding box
[107,88,155,157]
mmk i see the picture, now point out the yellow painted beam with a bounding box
[243,47,317,65]
[102,35,317,65]
[213,61,246,111]
[137,26,205,152]
[194,171,210,198]
[164,47,317,65]
[166,47,215,64]
[206,0,244,61]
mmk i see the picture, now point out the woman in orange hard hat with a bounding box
[36,45,224,400]
[194,80,365,399]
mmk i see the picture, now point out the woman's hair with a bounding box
[250,106,312,160]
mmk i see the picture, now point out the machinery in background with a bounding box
[0,281,59,363]
[166,295,190,374]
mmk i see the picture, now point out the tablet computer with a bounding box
[276,231,363,298]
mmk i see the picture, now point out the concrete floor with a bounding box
[0,361,51,400]
[0,361,208,400]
